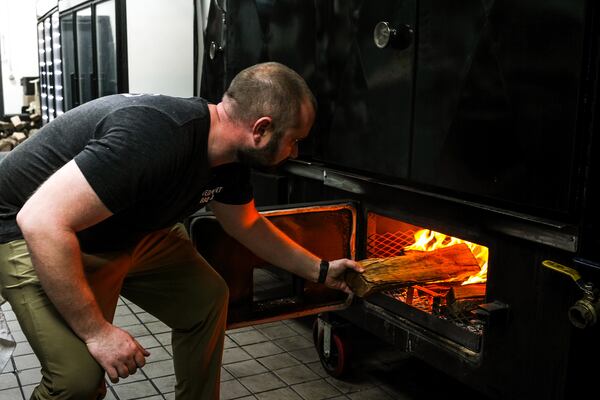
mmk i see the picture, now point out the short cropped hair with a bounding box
[224,62,316,137]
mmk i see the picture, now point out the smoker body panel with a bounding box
[202,0,415,178]
[412,0,587,216]
[312,0,415,179]
[202,0,590,218]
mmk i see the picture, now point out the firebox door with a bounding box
[188,201,358,329]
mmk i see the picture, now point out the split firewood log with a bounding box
[0,138,17,152]
[446,283,486,304]
[445,283,486,316]
[0,121,12,134]
[9,116,26,131]
[11,132,27,143]
[345,243,481,297]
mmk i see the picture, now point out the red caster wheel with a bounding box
[312,318,350,378]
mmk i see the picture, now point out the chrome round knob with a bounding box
[374,21,393,49]
[373,21,414,50]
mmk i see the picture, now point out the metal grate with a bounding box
[366,230,416,258]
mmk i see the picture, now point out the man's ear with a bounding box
[252,117,273,144]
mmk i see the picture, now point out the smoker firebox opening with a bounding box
[366,212,489,351]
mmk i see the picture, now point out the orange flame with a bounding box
[405,229,488,284]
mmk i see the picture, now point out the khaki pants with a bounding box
[0,224,228,400]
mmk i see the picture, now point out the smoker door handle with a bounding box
[542,260,590,293]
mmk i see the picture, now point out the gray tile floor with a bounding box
[0,297,488,400]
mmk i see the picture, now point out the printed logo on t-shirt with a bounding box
[199,186,223,205]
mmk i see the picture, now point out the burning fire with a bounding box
[405,229,488,284]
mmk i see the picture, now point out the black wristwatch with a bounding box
[317,259,329,284]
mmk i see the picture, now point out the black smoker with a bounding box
[191,0,600,398]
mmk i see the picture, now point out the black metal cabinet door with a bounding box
[200,0,415,173]
[76,7,94,104]
[200,0,227,102]
[411,0,587,217]
[201,0,317,104]
[95,0,118,97]
[60,13,76,110]
[60,0,121,111]
[315,0,416,180]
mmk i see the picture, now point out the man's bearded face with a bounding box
[236,131,284,169]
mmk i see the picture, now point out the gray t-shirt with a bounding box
[0,94,253,252]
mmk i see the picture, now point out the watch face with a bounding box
[374,21,391,49]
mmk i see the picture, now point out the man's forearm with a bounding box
[233,215,321,282]
[22,227,109,341]
[212,200,361,294]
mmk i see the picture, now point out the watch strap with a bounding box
[317,259,329,284]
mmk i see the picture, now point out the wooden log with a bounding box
[0,138,17,152]
[345,243,481,297]
[0,121,12,133]
[445,283,486,316]
[9,116,26,131]
[446,283,486,304]
[11,132,27,143]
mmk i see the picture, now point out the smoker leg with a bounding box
[312,314,350,378]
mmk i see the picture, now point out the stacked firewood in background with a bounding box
[0,114,42,152]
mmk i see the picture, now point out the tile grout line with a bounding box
[11,357,27,400]
[228,333,343,400]
[117,302,173,400]
[122,299,170,399]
